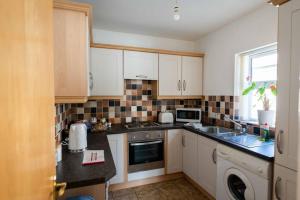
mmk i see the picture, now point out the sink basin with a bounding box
[199,126,232,134]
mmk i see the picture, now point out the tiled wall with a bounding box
[54,80,275,135]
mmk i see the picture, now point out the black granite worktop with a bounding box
[104,122,274,161]
[56,133,116,189]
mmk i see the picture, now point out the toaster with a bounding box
[158,111,174,124]
[68,123,87,152]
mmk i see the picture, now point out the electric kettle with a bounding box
[68,123,87,152]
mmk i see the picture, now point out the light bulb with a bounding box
[174,13,180,21]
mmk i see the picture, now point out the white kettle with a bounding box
[68,123,87,152]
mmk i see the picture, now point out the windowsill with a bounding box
[240,120,276,129]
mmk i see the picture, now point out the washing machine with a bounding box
[216,144,272,200]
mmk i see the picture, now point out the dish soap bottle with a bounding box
[261,123,270,142]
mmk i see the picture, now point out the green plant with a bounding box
[242,82,277,111]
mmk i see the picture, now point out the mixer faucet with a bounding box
[224,116,247,134]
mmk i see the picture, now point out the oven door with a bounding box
[129,140,164,165]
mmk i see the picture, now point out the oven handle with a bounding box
[130,140,163,146]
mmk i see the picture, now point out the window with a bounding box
[236,44,277,124]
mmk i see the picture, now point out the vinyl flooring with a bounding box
[109,178,211,200]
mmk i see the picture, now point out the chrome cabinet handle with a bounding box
[277,130,283,154]
[89,72,93,90]
[212,148,217,164]
[136,75,148,79]
[178,80,181,91]
[275,177,281,200]
[183,80,186,91]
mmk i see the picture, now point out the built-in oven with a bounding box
[128,130,164,173]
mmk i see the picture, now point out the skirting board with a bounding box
[128,168,165,182]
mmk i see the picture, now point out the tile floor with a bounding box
[109,178,211,200]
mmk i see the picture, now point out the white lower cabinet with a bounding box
[273,164,297,200]
[197,135,217,198]
[182,130,198,182]
[166,129,183,174]
[107,134,125,184]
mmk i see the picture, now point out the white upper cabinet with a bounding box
[159,54,182,96]
[181,56,203,96]
[124,50,158,80]
[90,48,124,96]
[166,129,183,174]
[197,135,217,198]
[275,1,300,171]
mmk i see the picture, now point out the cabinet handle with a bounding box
[89,72,93,90]
[212,148,217,164]
[275,176,281,200]
[136,75,148,79]
[178,80,181,91]
[183,80,186,91]
[182,134,185,147]
[276,130,283,154]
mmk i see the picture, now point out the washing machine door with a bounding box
[224,168,255,200]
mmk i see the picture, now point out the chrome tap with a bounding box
[224,116,247,134]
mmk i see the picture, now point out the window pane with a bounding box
[251,53,277,82]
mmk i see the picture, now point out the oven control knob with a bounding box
[146,134,149,138]
[133,136,136,139]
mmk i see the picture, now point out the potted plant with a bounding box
[242,81,277,125]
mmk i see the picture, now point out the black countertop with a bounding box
[56,133,116,189]
[104,122,274,161]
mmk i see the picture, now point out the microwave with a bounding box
[176,108,201,123]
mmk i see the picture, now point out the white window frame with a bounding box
[235,44,277,123]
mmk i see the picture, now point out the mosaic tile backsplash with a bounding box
[55,80,239,130]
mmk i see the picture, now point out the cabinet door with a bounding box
[181,56,203,96]
[53,8,88,97]
[273,164,297,200]
[182,130,198,182]
[159,54,182,96]
[167,129,183,174]
[275,2,300,171]
[124,50,158,80]
[197,135,217,198]
[107,134,125,184]
[90,48,123,96]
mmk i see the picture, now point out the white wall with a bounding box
[93,29,196,52]
[195,5,278,96]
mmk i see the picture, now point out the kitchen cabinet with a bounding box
[157,54,203,98]
[90,48,124,96]
[182,130,198,182]
[159,54,182,96]
[273,164,297,200]
[53,1,91,103]
[124,50,158,80]
[166,129,183,174]
[181,56,203,96]
[197,135,217,198]
[275,0,300,171]
[107,134,125,184]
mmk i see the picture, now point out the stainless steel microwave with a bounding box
[176,108,201,123]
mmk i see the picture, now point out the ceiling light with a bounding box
[173,1,180,21]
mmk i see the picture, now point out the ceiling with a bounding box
[74,0,266,41]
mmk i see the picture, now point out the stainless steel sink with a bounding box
[199,126,232,134]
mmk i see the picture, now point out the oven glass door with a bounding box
[129,140,164,165]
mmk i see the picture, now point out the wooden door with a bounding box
[197,135,217,198]
[124,50,158,80]
[166,129,183,174]
[275,1,300,171]
[182,130,198,182]
[53,7,88,99]
[181,56,203,96]
[91,48,124,96]
[273,164,297,200]
[0,0,56,199]
[159,54,182,96]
